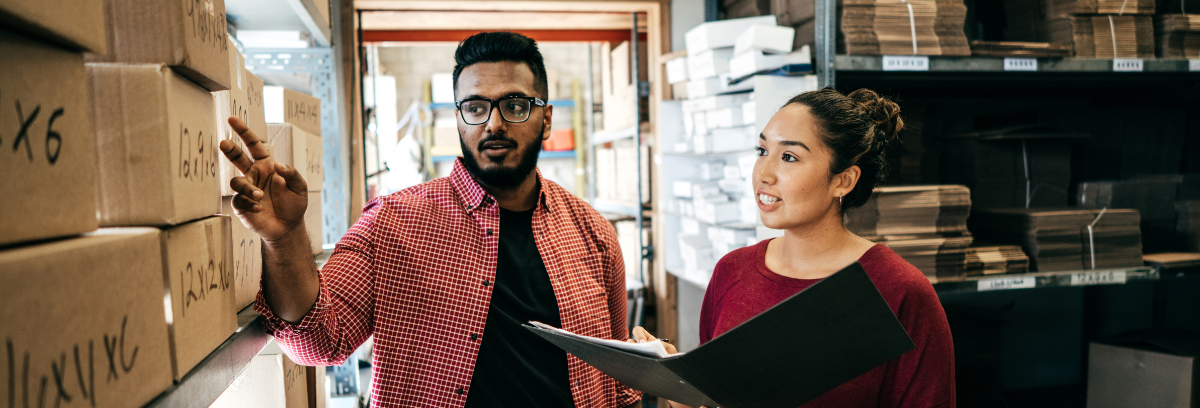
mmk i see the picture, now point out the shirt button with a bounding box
[470,333,478,341]
[483,280,491,287]
[486,229,493,236]
[456,388,464,395]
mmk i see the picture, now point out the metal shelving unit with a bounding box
[588,12,653,330]
[226,0,332,46]
[931,266,1159,295]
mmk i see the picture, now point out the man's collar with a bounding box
[449,158,548,214]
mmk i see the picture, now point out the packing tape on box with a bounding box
[902,0,918,54]
[1085,207,1109,269]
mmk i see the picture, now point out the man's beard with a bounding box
[458,128,543,190]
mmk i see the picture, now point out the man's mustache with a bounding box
[477,133,519,150]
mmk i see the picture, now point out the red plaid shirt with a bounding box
[256,159,641,407]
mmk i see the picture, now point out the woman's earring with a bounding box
[838,195,843,205]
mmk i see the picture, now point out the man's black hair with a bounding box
[452,31,549,100]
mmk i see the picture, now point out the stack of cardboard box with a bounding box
[844,185,977,279]
[840,0,971,56]
[264,86,326,256]
[1155,13,1200,58]
[85,0,240,384]
[1003,0,1157,57]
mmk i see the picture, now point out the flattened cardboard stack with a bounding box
[940,127,1078,210]
[1042,0,1156,57]
[844,185,974,278]
[965,245,1030,275]
[1155,14,1200,58]
[840,0,970,56]
[1078,178,1181,253]
[971,208,1143,272]
[969,40,1073,57]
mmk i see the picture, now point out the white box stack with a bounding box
[659,17,820,287]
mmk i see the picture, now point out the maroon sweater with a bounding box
[699,241,955,408]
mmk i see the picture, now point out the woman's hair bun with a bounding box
[847,88,904,142]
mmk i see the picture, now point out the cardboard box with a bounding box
[88,63,221,226]
[0,30,99,246]
[267,123,323,188]
[306,192,324,255]
[218,49,268,196]
[1087,331,1200,408]
[0,228,173,407]
[88,0,231,91]
[734,24,796,56]
[685,15,778,55]
[265,86,322,136]
[749,75,820,135]
[211,354,309,408]
[0,0,106,53]
[160,215,237,380]
[221,197,262,310]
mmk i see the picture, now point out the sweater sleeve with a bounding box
[877,277,956,408]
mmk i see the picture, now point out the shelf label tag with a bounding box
[1070,270,1127,286]
[978,276,1036,291]
[1004,58,1038,71]
[1190,60,1200,72]
[882,56,930,71]
[1113,59,1144,72]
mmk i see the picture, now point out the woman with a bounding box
[633,88,955,408]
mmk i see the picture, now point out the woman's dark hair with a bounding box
[785,87,904,209]
[452,31,549,99]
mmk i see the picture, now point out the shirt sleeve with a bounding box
[254,198,383,367]
[878,279,956,408]
[602,227,643,407]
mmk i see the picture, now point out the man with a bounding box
[219,32,642,407]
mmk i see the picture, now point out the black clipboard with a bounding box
[525,262,915,408]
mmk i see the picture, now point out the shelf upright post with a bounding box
[631,11,647,330]
[815,0,837,88]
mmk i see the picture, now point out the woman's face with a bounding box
[753,104,854,230]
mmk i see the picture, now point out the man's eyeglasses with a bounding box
[454,96,546,126]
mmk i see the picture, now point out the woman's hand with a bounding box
[627,328,710,408]
[627,326,679,355]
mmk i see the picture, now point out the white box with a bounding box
[723,164,743,179]
[718,178,749,194]
[692,182,722,199]
[730,51,788,80]
[686,76,725,99]
[750,75,820,135]
[432,72,454,103]
[692,111,710,136]
[757,225,785,240]
[698,161,726,181]
[697,201,740,224]
[706,107,748,130]
[718,72,754,94]
[743,99,757,125]
[681,217,703,235]
[673,180,693,198]
[734,24,796,56]
[711,125,756,153]
[687,48,734,79]
[738,154,757,177]
[739,196,760,224]
[685,15,778,55]
[682,93,752,113]
[666,56,689,84]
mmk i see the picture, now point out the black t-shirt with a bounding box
[465,207,574,407]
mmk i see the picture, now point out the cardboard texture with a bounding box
[305,192,323,255]
[88,63,221,226]
[265,86,322,136]
[0,31,99,246]
[307,366,327,408]
[221,197,262,310]
[211,354,308,408]
[267,123,323,188]
[1087,331,1200,408]
[218,48,267,196]
[0,228,173,407]
[528,263,915,408]
[0,0,106,53]
[160,215,237,380]
[88,0,231,90]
